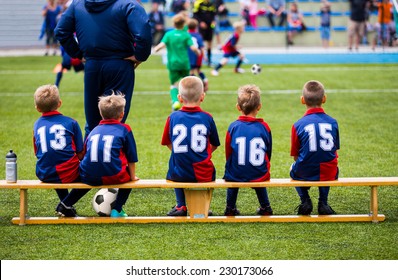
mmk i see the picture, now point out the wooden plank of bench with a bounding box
[11,214,386,225]
[1,177,398,189]
[2,177,397,225]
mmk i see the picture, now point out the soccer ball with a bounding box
[251,64,262,75]
[92,188,118,216]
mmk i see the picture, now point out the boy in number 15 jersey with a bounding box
[161,76,220,216]
[290,80,339,215]
[223,85,273,216]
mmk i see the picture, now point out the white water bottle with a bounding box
[6,150,17,183]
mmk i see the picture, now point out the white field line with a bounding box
[1,66,398,75]
[1,89,398,97]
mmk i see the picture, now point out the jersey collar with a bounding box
[181,106,203,113]
[304,108,325,116]
[42,111,62,117]
[99,119,121,125]
[238,115,264,122]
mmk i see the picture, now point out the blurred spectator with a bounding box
[371,0,393,49]
[348,0,370,51]
[149,1,166,46]
[214,0,231,46]
[320,0,332,48]
[248,0,259,28]
[266,0,287,28]
[42,0,62,56]
[287,2,305,45]
[171,0,189,14]
[239,0,251,25]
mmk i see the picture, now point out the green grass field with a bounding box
[0,55,397,260]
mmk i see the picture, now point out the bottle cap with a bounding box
[6,150,17,159]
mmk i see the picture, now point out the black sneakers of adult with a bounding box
[256,205,273,216]
[224,207,241,216]
[167,205,187,216]
[296,198,313,215]
[55,202,78,217]
[318,202,336,215]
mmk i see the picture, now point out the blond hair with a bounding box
[302,80,325,107]
[179,76,204,103]
[98,92,126,120]
[233,20,245,30]
[237,84,261,115]
[173,13,186,29]
[34,84,60,113]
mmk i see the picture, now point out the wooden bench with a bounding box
[1,177,397,225]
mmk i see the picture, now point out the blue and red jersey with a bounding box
[224,116,272,182]
[188,30,204,68]
[79,119,138,186]
[290,108,339,181]
[161,106,220,182]
[33,111,84,183]
[222,32,240,55]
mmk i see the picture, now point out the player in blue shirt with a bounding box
[187,18,209,92]
[211,21,246,76]
[290,80,339,215]
[55,46,84,88]
[223,85,273,216]
[56,93,139,217]
[33,84,84,203]
[161,76,220,216]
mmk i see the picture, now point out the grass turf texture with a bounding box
[0,55,397,260]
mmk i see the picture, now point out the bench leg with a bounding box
[370,186,378,223]
[19,189,28,226]
[184,188,213,218]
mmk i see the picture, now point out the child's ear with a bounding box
[236,103,242,112]
[120,111,125,119]
[58,100,62,108]
[301,96,306,104]
[35,105,42,113]
[177,94,183,103]
[200,92,205,102]
[257,103,262,111]
[322,95,327,103]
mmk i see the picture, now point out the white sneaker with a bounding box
[211,69,219,76]
[235,68,245,74]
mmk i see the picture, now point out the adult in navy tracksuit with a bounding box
[55,0,152,137]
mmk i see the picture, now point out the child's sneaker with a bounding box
[234,68,245,74]
[211,69,219,76]
[296,198,313,215]
[172,101,181,111]
[256,205,273,216]
[110,209,128,218]
[55,202,78,217]
[318,202,336,215]
[224,207,240,216]
[167,205,187,216]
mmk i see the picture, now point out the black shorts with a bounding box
[199,27,214,42]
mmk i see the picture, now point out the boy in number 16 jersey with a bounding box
[290,80,339,215]
[57,93,138,218]
[223,85,273,216]
[33,85,84,205]
[161,76,220,216]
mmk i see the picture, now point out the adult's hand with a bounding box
[124,55,142,69]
